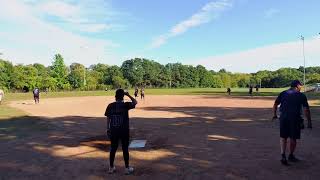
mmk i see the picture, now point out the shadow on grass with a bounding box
[0,106,320,179]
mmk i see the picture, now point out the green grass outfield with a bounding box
[4,88,286,101]
[1,88,319,119]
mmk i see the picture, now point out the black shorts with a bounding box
[34,95,39,99]
[280,117,301,139]
[110,129,129,146]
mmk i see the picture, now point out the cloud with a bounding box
[150,0,233,48]
[0,0,119,66]
[264,8,280,19]
[22,0,121,33]
[77,24,113,33]
[37,1,80,20]
[195,36,320,73]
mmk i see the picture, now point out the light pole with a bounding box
[83,69,86,87]
[168,57,172,88]
[300,35,306,92]
[259,79,262,88]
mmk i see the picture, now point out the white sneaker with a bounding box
[125,167,134,175]
[108,166,116,174]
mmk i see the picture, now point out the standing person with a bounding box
[105,89,137,175]
[33,88,40,104]
[227,88,231,95]
[272,80,312,165]
[134,87,138,99]
[256,85,259,92]
[0,89,4,105]
[140,87,145,100]
[249,86,253,96]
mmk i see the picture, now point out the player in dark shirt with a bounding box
[227,88,231,95]
[105,89,137,175]
[134,87,138,99]
[140,87,145,100]
[273,80,312,165]
[249,86,253,96]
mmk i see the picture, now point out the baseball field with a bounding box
[0,89,320,180]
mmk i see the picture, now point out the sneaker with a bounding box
[108,166,116,174]
[281,157,289,166]
[288,154,300,162]
[125,167,134,175]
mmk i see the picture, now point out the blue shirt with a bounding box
[275,88,309,118]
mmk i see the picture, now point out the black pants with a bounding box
[34,95,39,103]
[109,130,130,168]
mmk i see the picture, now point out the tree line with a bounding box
[1,54,320,92]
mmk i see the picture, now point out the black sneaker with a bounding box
[288,154,300,162]
[281,157,289,166]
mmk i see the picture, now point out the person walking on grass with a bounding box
[249,85,253,96]
[33,88,40,104]
[105,89,137,175]
[227,88,231,95]
[273,80,312,165]
[0,89,4,105]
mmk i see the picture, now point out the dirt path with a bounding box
[1,95,320,180]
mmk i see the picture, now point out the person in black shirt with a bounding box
[273,80,312,165]
[249,86,253,96]
[105,89,137,175]
[227,88,231,95]
[140,87,145,100]
[134,87,138,99]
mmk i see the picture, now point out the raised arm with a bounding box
[125,92,137,106]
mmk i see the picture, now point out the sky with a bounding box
[0,0,319,73]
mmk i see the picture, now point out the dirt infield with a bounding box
[1,95,320,180]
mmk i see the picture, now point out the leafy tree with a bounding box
[307,73,320,84]
[50,54,69,89]
[1,54,320,90]
[0,60,14,90]
[121,59,144,86]
[211,75,223,88]
[220,73,232,88]
[11,65,38,91]
[68,63,85,89]
[90,63,108,84]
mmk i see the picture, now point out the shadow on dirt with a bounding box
[0,105,320,180]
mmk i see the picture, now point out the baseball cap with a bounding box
[290,80,302,87]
